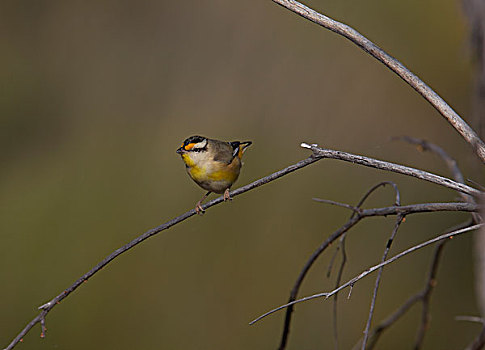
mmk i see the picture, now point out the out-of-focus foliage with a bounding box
[0,0,481,349]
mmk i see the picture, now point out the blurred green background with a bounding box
[1,0,483,349]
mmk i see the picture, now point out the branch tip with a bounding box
[455,316,485,324]
[255,223,482,326]
[300,142,317,149]
[38,302,52,310]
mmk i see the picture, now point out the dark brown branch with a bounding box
[466,326,485,350]
[396,136,481,223]
[275,142,477,349]
[328,182,400,350]
[273,0,485,162]
[331,236,346,350]
[362,215,404,349]
[302,143,482,197]
[3,155,323,350]
[278,198,478,349]
[457,315,485,350]
[258,205,480,346]
[313,201,481,217]
[250,223,483,325]
[364,141,475,349]
[394,136,466,184]
[5,143,482,350]
[399,137,482,347]
[315,198,360,213]
[363,239,449,350]
[277,215,361,350]
[414,241,446,349]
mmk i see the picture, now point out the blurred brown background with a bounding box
[0,0,482,349]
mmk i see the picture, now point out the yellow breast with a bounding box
[181,153,204,180]
[181,152,241,193]
[206,167,239,182]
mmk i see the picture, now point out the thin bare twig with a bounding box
[280,182,401,350]
[250,223,483,325]
[465,326,485,350]
[352,182,401,212]
[331,236,346,350]
[277,199,477,349]
[315,202,480,217]
[394,136,466,184]
[362,215,405,349]
[273,0,485,162]
[363,239,449,350]
[6,143,482,350]
[4,155,324,350]
[398,137,482,348]
[314,198,361,213]
[327,182,400,350]
[457,303,485,348]
[456,316,485,324]
[468,179,485,191]
[302,143,481,197]
[364,140,476,350]
[396,136,481,224]
[413,241,445,349]
[277,215,361,350]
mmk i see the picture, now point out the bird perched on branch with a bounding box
[176,136,252,214]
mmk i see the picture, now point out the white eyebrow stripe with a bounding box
[193,139,207,149]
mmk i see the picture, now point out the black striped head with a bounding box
[176,136,208,154]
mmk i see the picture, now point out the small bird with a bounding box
[176,135,252,214]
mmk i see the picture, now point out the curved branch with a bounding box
[302,143,482,197]
[273,0,485,162]
[395,136,481,223]
[313,201,481,217]
[3,155,321,350]
[250,223,483,325]
[253,207,480,330]
[362,215,405,349]
[278,214,361,350]
[5,143,482,350]
[393,136,466,184]
[364,237,449,350]
[328,181,400,350]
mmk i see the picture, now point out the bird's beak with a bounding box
[176,147,184,154]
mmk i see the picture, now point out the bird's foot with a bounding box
[195,201,205,215]
[223,188,232,202]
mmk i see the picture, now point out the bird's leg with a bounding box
[195,191,210,215]
[223,188,232,201]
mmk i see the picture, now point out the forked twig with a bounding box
[250,223,483,325]
[5,144,482,350]
[396,136,481,223]
[362,238,449,350]
[274,200,478,349]
[393,136,466,184]
[361,215,404,349]
[325,182,400,350]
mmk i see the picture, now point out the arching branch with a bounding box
[250,223,483,325]
[4,145,482,350]
[273,0,485,162]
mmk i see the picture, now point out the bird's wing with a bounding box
[212,140,236,164]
